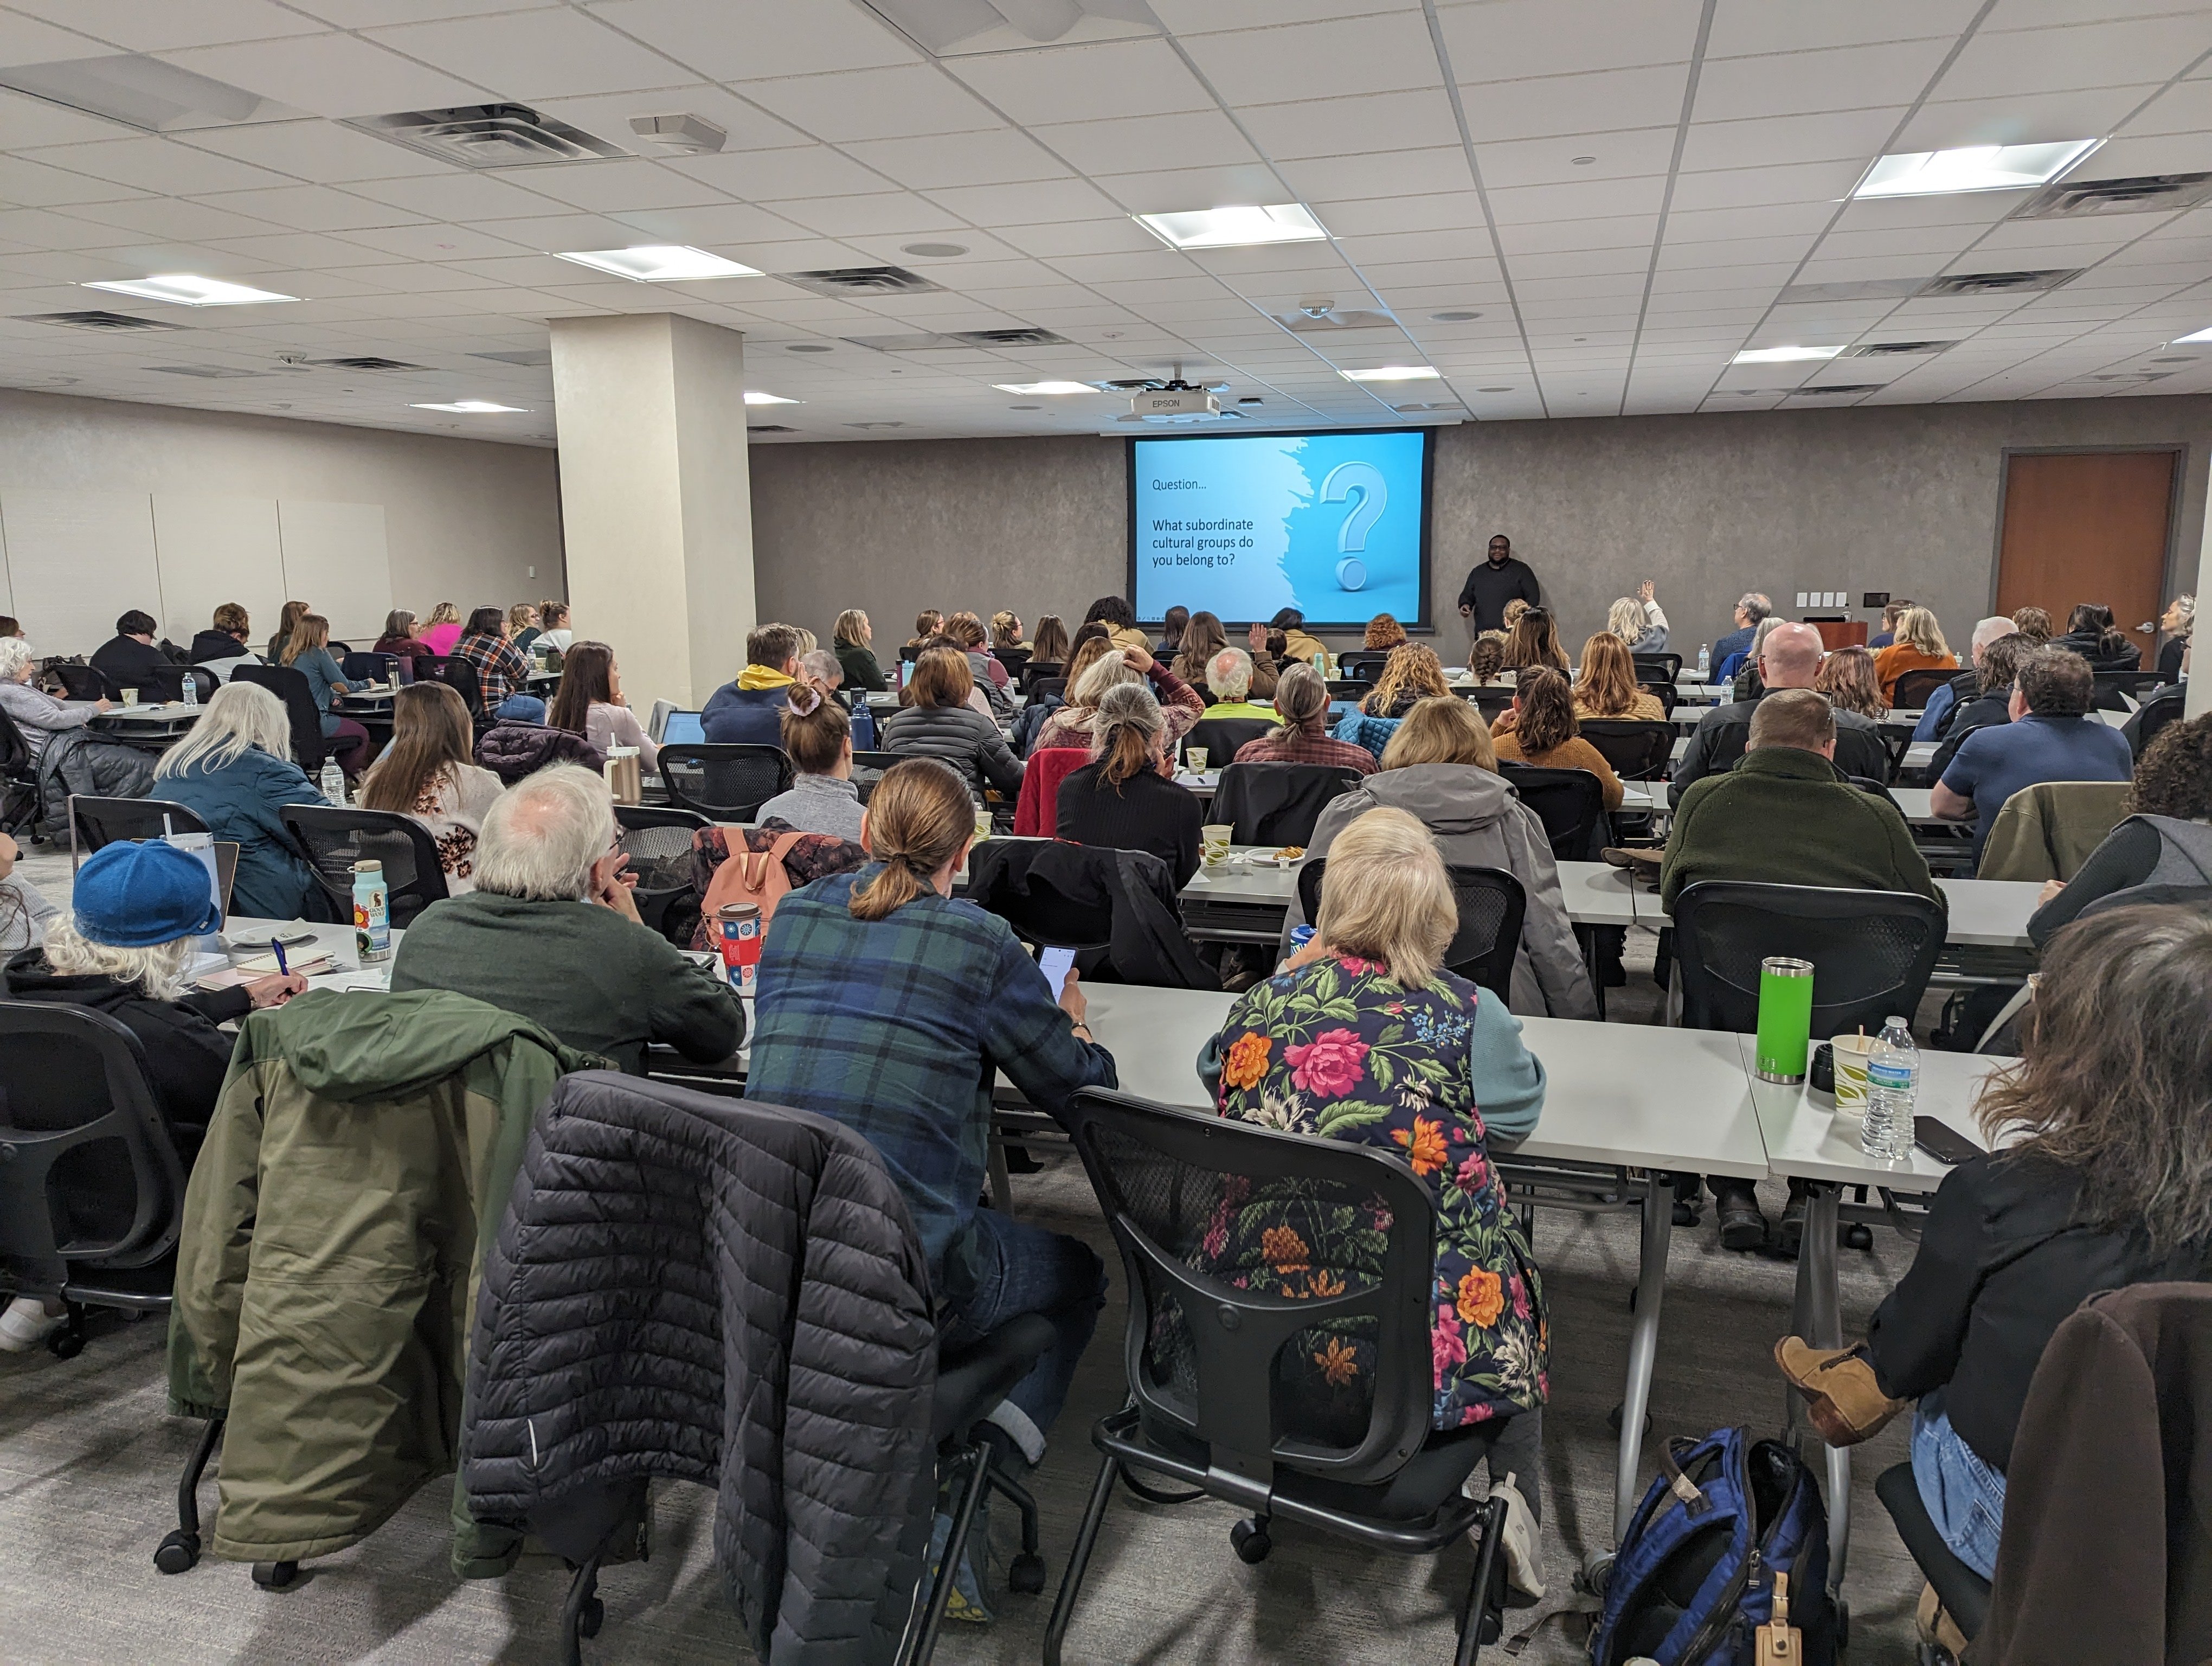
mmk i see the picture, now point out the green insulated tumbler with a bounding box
[1754,956,1816,1084]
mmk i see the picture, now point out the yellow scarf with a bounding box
[736,665,795,691]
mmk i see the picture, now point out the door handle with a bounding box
[2138,621,2157,633]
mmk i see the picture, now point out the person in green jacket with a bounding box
[1660,689,1944,1253]
[393,763,744,1073]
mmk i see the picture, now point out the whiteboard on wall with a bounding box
[153,495,286,647]
[278,499,391,645]
[3,490,160,657]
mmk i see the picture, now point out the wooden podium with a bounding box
[1805,618,1868,650]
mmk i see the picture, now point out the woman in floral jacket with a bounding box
[1206,806,1551,1585]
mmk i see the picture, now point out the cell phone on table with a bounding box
[229,929,316,952]
[1036,945,1076,1001]
[1913,1116,1980,1167]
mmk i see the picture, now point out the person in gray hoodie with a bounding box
[1281,695,1598,1020]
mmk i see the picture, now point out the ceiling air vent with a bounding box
[17,309,183,332]
[1784,383,1889,396]
[1777,278,1927,305]
[145,364,265,378]
[747,424,796,433]
[1278,308,1397,334]
[471,348,552,368]
[2019,172,2212,219]
[951,327,1069,347]
[843,332,960,351]
[775,266,942,298]
[1844,340,1957,358]
[344,105,626,169]
[311,356,427,372]
[845,421,909,430]
[1917,269,2082,298]
[2087,370,2174,384]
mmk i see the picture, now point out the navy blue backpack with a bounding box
[1590,1427,1836,1665]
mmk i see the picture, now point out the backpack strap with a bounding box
[1656,1436,1713,1515]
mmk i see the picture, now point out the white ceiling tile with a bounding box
[0,11,123,66]
[1031,109,1261,176]
[347,170,568,222]
[1494,213,1658,254]
[62,193,280,241]
[1275,146,1474,202]
[1238,88,1463,158]
[995,216,1164,258]
[1486,173,1667,225]
[1706,0,1984,57]
[191,183,425,233]
[774,190,971,239]
[0,154,149,207]
[1334,226,1500,264]
[0,204,139,248]
[840,128,1068,191]
[2085,133,2212,176]
[925,177,1123,227]
[1090,164,1286,215]
[22,135,295,196]
[1693,38,1959,123]
[362,11,691,100]
[1181,12,1445,104]
[1461,66,1694,142]
[172,118,455,183]
[948,38,1214,125]
[513,158,729,214]
[196,228,401,270]
[14,0,327,52]
[1472,129,1679,189]
[1664,201,1840,241]
[159,33,490,120]
[336,221,540,261]
[740,65,999,143]
[667,145,894,202]
[1437,0,1702,80]
[1938,16,2212,102]
[1669,160,1870,212]
[1896,85,2167,149]
[1678,107,1912,171]
[583,0,918,80]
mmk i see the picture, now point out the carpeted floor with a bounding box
[0,859,1934,1664]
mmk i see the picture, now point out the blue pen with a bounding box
[271,937,288,977]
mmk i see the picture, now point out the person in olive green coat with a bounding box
[168,986,602,1575]
[1660,688,1944,915]
[390,764,744,1073]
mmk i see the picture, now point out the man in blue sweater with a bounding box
[1933,645,2133,864]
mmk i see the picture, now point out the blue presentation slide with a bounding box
[1130,429,1430,627]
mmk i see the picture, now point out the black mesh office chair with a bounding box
[414,656,491,734]
[1043,1089,1510,1666]
[850,749,904,803]
[1877,1463,1986,1663]
[657,743,794,821]
[1578,719,1674,781]
[1638,678,1679,716]
[1183,715,1275,766]
[69,796,208,861]
[1632,652,1682,685]
[0,1001,189,1364]
[1018,660,1063,696]
[341,651,400,685]
[1671,881,1945,1039]
[1891,668,1954,712]
[1028,676,1068,704]
[1299,858,1526,1003]
[1499,764,1608,861]
[1336,650,1390,686]
[229,663,327,772]
[51,662,116,702]
[279,804,450,928]
[2124,688,2187,758]
[0,701,41,839]
[1469,687,1515,724]
[1211,761,1365,847]
[613,804,708,945]
[2093,668,2161,710]
[144,664,218,704]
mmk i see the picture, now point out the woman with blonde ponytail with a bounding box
[1055,681,1202,885]
[747,754,1120,1468]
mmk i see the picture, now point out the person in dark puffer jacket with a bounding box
[476,721,604,785]
[880,645,1022,796]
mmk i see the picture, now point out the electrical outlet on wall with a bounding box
[1796,591,1809,607]
[528,565,536,578]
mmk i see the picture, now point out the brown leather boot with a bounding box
[1773,1337,1908,1446]
[1917,1580,1970,1660]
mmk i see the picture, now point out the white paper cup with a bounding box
[1831,1033,1877,1119]
[1201,823,1232,867]
[1184,746,1208,773]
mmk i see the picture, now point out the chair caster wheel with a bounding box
[578,1596,605,1638]
[1008,1552,1046,1594]
[1606,1403,1654,1437]
[153,1531,200,1574]
[1579,1551,1615,1597]
[1842,1221,1873,1251]
[47,1330,83,1360]
[252,1559,300,1590]
[1230,1518,1271,1565]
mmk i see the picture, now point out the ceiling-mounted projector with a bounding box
[1133,387,1218,418]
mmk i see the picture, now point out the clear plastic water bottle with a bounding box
[320,760,346,805]
[1696,643,1710,680]
[1860,1015,1919,1161]
[180,671,198,709]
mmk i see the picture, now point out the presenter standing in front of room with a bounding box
[1457,534,1542,641]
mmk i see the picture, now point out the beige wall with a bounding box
[0,387,561,651]
[750,396,2212,662]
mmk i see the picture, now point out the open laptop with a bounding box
[646,701,706,746]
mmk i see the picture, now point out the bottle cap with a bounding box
[352,860,383,875]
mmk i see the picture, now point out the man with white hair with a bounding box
[1201,647,1276,720]
[391,764,743,1073]
[1670,621,1888,804]
[1913,616,2017,742]
[1714,592,1771,667]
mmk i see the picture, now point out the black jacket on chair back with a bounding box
[966,837,1218,989]
[463,1072,938,1665]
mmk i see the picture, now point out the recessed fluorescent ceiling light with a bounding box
[1854,140,2100,199]
[2172,326,2212,344]
[552,246,761,282]
[411,400,529,413]
[1341,366,1439,382]
[82,274,296,306]
[992,381,1096,395]
[1732,344,1843,364]
[743,390,798,405]
[1135,204,1327,250]
[0,55,281,131]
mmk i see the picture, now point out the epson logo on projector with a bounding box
[1135,390,1217,416]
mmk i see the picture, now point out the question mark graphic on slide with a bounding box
[1320,461,1387,591]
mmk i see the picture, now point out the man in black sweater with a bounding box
[1456,534,1541,636]
[88,608,170,697]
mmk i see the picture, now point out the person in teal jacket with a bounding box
[154,681,326,919]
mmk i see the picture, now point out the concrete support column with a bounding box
[549,312,754,714]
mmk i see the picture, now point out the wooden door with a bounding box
[1996,451,2177,663]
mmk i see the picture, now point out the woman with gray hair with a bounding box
[1228,661,1377,774]
[391,764,744,1072]
[155,680,327,919]
[1031,641,1205,753]
[0,635,107,761]
[1055,680,1202,885]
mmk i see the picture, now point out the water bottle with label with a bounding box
[1860,1015,1919,1161]
[320,760,346,805]
[1696,643,1710,680]
[353,858,391,963]
[180,671,198,709]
